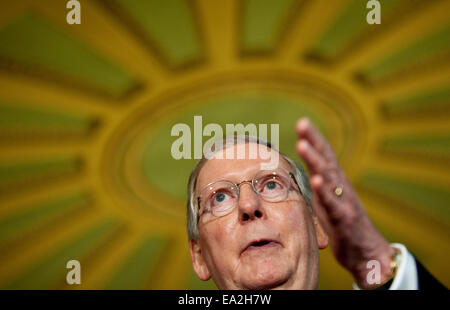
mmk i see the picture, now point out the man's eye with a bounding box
[216,193,225,202]
[265,181,278,190]
[213,192,228,204]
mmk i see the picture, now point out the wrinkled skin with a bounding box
[295,118,394,288]
[189,118,393,289]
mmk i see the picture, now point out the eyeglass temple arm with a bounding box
[290,172,303,195]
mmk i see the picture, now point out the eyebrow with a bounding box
[198,169,258,189]
[197,165,295,194]
[195,154,292,193]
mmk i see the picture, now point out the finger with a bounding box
[296,138,341,184]
[295,118,336,162]
[296,139,327,174]
[310,174,346,223]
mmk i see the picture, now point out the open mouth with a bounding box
[242,239,281,254]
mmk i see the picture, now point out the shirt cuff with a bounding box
[352,243,419,290]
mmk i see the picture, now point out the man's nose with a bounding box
[237,182,265,222]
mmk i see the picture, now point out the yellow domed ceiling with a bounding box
[0,0,449,289]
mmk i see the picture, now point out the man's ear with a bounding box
[313,216,328,250]
[189,238,211,281]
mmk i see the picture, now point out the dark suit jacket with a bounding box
[376,256,447,290]
[414,256,447,290]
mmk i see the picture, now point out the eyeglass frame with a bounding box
[196,167,303,222]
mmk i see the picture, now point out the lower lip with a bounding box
[243,241,281,254]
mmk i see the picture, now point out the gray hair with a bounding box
[186,135,312,240]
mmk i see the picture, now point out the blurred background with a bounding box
[0,0,449,289]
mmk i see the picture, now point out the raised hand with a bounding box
[295,117,395,288]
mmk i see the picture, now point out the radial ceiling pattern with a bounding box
[0,0,449,289]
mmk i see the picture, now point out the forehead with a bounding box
[196,142,292,192]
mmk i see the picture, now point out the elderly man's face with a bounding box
[189,143,328,289]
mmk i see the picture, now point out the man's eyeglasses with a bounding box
[197,168,302,222]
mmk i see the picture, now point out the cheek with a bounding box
[272,203,312,250]
[202,216,238,243]
[199,217,240,264]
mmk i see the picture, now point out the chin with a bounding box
[241,263,291,290]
